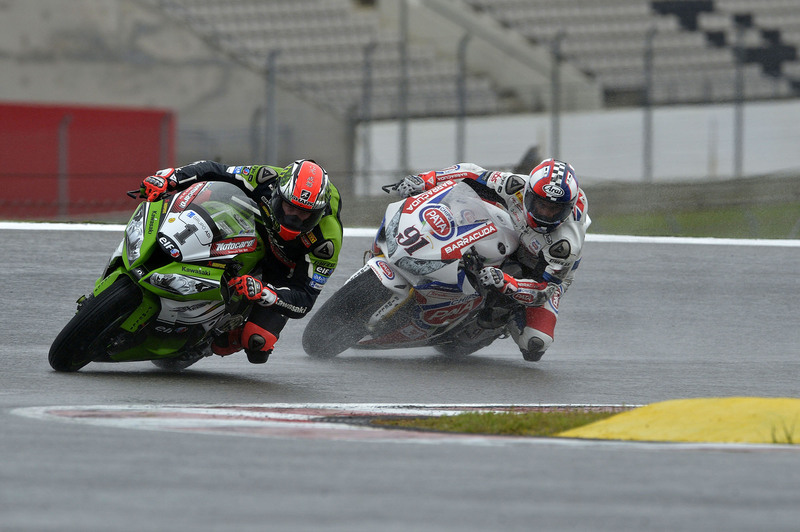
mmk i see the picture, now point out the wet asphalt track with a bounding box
[1,224,799,532]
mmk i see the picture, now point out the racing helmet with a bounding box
[269,159,331,240]
[524,158,579,233]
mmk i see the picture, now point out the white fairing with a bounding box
[361,181,519,345]
[379,181,518,285]
[157,298,227,328]
[148,182,262,328]
[158,182,261,262]
[159,209,216,262]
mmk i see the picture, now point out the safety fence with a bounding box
[0,103,173,220]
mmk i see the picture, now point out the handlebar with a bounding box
[127,189,174,201]
[382,182,400,195]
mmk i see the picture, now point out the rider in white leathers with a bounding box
[396,159,590,361]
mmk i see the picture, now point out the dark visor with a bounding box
[269,195,324,234]
[524,192,571,224]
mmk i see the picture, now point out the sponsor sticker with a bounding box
[210,237,258,256]
[542,183,565,198]
[402,180,455,214]
[421,297,481,326]
[419,205,455,240]
[376,259,395,280]
[173,183,204,212]
[441,223,498,260]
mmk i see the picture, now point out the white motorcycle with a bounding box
[302,180,521,358]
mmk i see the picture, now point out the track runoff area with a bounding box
[6,221,800,449]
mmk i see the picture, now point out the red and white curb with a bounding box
[11,403,797,451]
[12,403,626,444]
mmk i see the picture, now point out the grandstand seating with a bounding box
[465,0,800,105]
[150,0,800,118]
[153,0,506,119]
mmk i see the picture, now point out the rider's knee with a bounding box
[242,322,278,364]
[513,327,553,362]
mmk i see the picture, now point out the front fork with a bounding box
[362,256,412,328]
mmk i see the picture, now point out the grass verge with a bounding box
[590,203,800,239]
[372,408,621,437]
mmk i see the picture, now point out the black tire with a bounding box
[302,268,394,358]
[49,276,143,372]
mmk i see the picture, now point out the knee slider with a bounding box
[516,329,553,362]
[242,322,278,364]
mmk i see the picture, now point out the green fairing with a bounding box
[68,181,265,365]
[124,200,162,270]
[94,268,125,295]
[141,262,225,301]
[119,290,158,333]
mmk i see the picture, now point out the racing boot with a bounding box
[521,337,546,362]
[245,346,272,364]
[211,327,243,356]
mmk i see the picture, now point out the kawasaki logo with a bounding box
[181,265,211,276]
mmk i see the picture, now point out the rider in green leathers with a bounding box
[140,159,343,363]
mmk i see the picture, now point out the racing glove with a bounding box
[479,267,556,306]
[395,171,437,197]
[478,267,519,294]
[140,168,178,201]
[396,175,426,197]
[228,275,278,307]
[512,281,557,307]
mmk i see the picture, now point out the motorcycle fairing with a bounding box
[141,262,224,301]
[82,181,266,364]
[159,184,261,264]
[352,181,519,349]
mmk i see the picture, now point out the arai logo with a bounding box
[542,183,565,198]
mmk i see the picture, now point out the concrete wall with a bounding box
[0,0,352,187]
[356,99,800,193]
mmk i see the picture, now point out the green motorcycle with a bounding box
[49,181,265,372]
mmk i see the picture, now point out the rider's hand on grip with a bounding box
[478,267,519,294]
[395,174,426,197]
[228,275,278,307]
[513,280,557,306]
[140,168,177,201]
